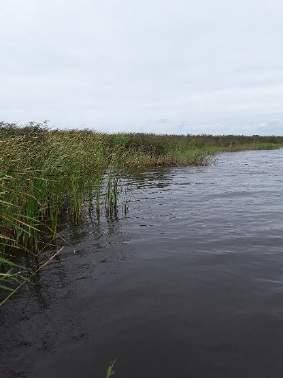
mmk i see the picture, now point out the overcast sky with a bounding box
[1,0,283,135]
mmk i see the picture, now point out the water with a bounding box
[1,149,283,378]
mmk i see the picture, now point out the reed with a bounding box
[106,360,117,378]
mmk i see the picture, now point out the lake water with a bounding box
[1,149,283,378]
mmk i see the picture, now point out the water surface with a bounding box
[1,149,283,378]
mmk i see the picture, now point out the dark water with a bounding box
[1,149,283,378]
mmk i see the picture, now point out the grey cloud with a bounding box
[1,0,283,134]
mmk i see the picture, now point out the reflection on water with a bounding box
[1,149,283,378]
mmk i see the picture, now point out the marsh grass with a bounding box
[1,122,283,303]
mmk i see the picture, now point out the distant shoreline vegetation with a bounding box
[1,122,283,304]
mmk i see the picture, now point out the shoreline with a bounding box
[1,123,283,303]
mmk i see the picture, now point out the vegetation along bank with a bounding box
[1,122,283,304]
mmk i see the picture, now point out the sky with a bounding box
[1,0,283,135]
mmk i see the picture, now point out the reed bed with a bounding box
[1,122,283,303]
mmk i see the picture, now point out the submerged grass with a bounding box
[1,122,283,303]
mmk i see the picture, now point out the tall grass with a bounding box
[0,124,114,301]
[1,122,283,303]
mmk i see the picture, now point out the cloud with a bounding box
[1,0,283,134]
